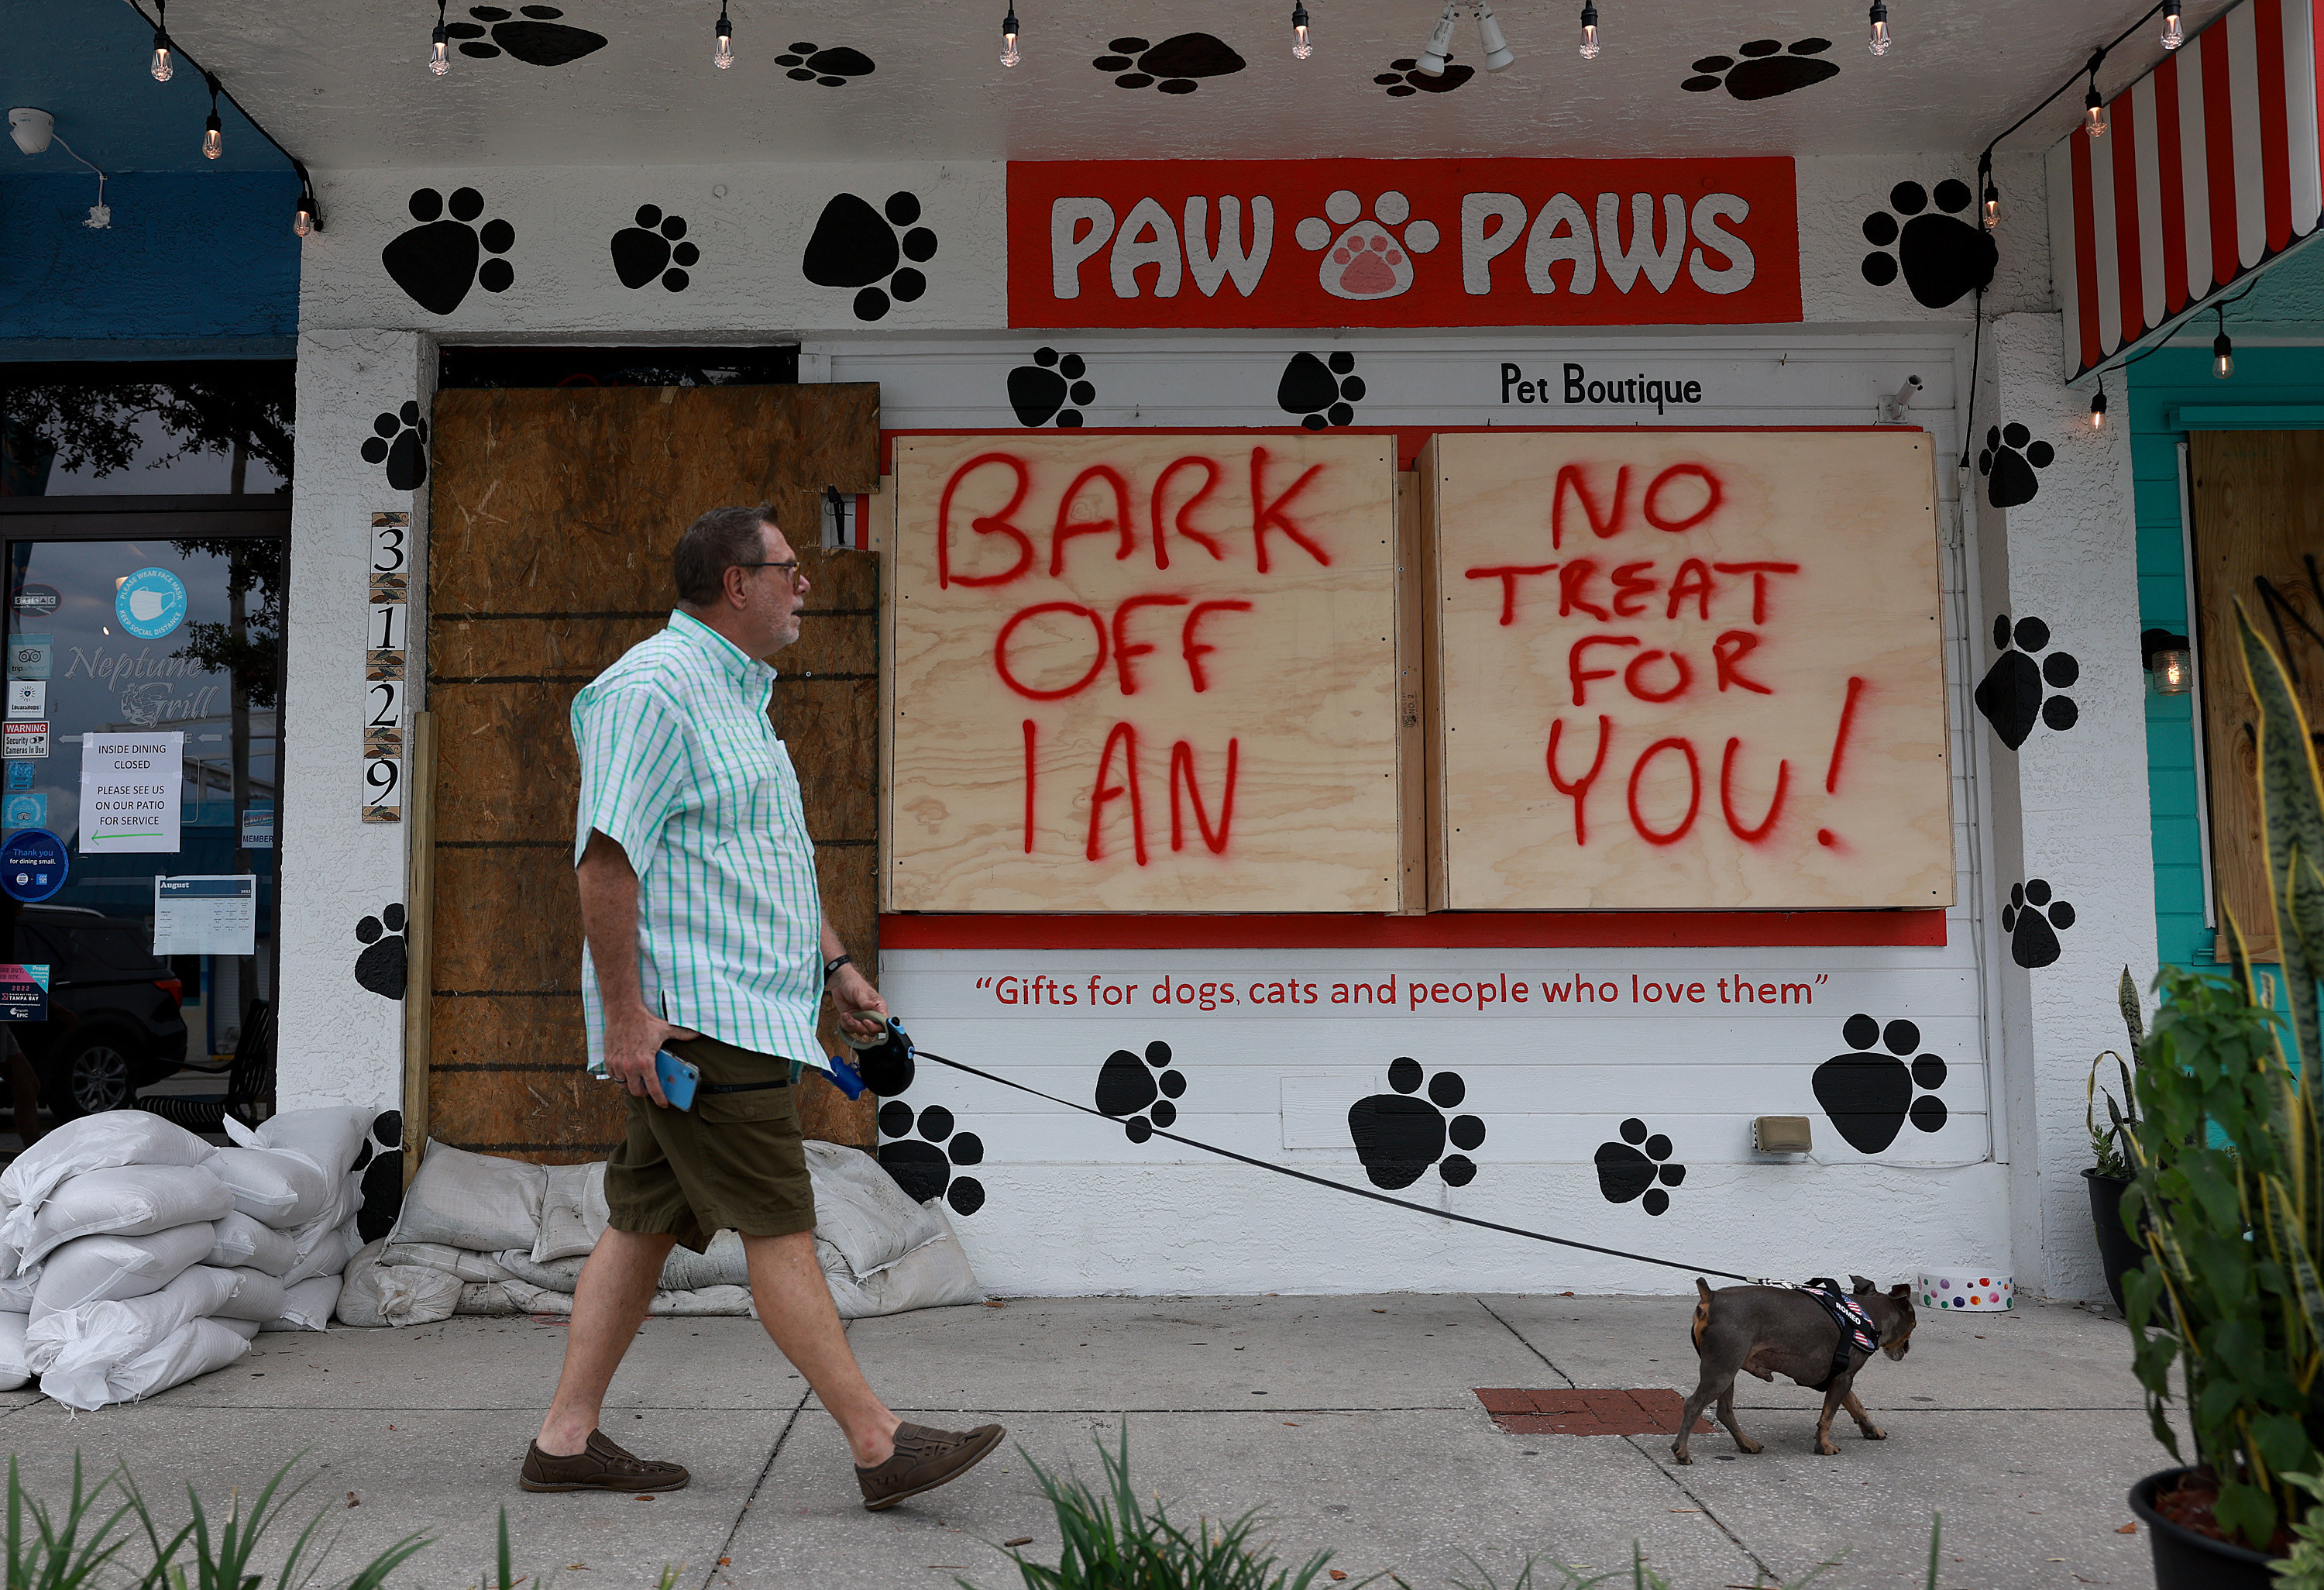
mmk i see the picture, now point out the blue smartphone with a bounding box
[654,1048,700,1111]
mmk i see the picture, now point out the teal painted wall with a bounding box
[2130,338,2324,970]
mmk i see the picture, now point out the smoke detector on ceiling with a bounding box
[9,108,56,157]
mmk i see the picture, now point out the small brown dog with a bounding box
[1672,1275,1917,1464]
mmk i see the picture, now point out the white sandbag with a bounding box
[215,1315,261,1340]
[261,1274,342,1332]
[0,1113,216,1251]
[497,1250,587,1293]
[237,1106,374,1177]
[208,1211,297,1277]
[805,1141,949,1277]
[20,1167,235,1268]
[379,1242,514,1284]
[43,1316,250,1410]
[281,1217,359,1288]
[28,1263,240,1375]
[0,1313,29,1390]
[210,1266,289,1323]
[390,1141,544,1254]
[456,1282,520,1315]
[31,1224,215,1320]
[344,1263,462,1329]
[658,1229,751,1292]
[478,1279,753,1318]
[0,1264,36,1314]
[208,1147,335,1228]
[533,1161,610,1262]
[821,1218,983,1319]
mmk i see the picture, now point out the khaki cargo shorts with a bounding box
[604,1033,816,1252]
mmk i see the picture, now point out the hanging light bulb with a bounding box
[150,0,174,81]
[293,203,314,237]
[713,5,734,68]
[1982,182,1999,231]
[1291,1,1312,59]
[2214,306,2235,378]
[201,74,222,159]
[431,0,452,75]
[1577,1,1600,59]
[1868,1,1890,56]
[1416,2,1460,75]
[1475,2,1514,71]
[2162,8,2185,49]
[1000,5,1021,67]
[292,169,320,238]
[2089,379,2108,429]
[2083,53,2107,138]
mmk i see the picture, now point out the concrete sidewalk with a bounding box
[0,1293,2158,1590]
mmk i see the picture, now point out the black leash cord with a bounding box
[909,1046,1757,1285]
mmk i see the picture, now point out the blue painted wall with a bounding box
[2128,245,2324,969]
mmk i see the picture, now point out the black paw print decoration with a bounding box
[1861,179,1996,309]
[2003,879,2075,969]
[801,191,937,322]
[1008,348,1094,428]
[1376,54,1472,95]
[1682,38,1837,101]
[1092,33,1246,94]
[776,42,874,84]
[1813,1014,1948,1155]
[1277,352,1364,429]
[382,187,514,315]
[610,205,699,291]
[361,404,428,491]
[1596,1118,1685,1215]
[1974,615,2078,749]
[354,905,407,1000]
[1349,1057,1483,1190]
[1978,424,2053,508]
[441,4,607,65]
[1095,1041,1186,1142]
[878,1100,985,1216]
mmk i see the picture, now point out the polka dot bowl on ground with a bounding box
[1917,1271,2014,1311]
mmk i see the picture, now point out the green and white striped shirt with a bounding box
[570,609,825,1076]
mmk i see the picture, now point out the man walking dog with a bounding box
[523,504,1005,1510]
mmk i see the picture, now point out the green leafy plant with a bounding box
[4,1454,149,1590]
[966,1423,1346,1590]
[2275,1471,2324,1588]
[2123,601,2324,1550]
[2090,966,2147,1178]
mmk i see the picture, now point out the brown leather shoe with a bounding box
[520,1430,691,1493]
[855,1421,1006,1511]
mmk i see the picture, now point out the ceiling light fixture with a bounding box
[1475,2,1514,71]
[2083,51,2107,138]
[713,4,734,68]
[2213,304,2234,378]
[1416,2,1460,75]
[1867,1,1890,56]
[150,0,175,81]
[1291,1,1312,59]
[1000,5,1021,67]
[431,0,452,75]
[2161,7,2185,49]
[1577,2,1600,59]
[202,72,222,159]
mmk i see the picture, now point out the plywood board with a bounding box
[886,432,1403,912]
[2190,430,2324,962]
[1425,430,1950,910]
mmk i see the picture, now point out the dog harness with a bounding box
[1789,1278,1882,1392]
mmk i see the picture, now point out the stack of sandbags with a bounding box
[0,1107,390,1409]
[337,1139,979,1328]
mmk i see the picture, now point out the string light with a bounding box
[2213,304,2234,378]
[2161,8,2185,49]
[292,164,320,237]
[150,0,174,81]
[1000,5,1020,67]
[1475,2,1514,71]
[2083,52,2106,139]
[1868,1,1890,56]
[2089,377,2107,429]
[1291,1,1311,59]
[431,0,452,75]
[714,4,734,68]
[201,73,222,159]
[1577,1,1600,59]
[1978,153,1999,231]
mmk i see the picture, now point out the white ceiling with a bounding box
[155,1,2236,171]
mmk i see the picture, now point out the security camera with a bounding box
[9,108,56,157]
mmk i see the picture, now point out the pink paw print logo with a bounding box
[1294,189,1439,301]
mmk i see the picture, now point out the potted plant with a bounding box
[2085,966,2145,1311]
[2121,604,2324,1586]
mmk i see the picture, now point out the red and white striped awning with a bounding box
[2048,0,2323,378]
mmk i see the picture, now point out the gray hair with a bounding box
[673,504,778,605]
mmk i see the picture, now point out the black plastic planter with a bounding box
[2084,1168,2144,1312]
[2128,1470,2278,1588]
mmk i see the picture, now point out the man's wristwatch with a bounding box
[822,953,853,984]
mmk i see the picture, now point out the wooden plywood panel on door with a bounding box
[2191,430,2324,963]
[426,384,880,1161]
[1425,429,1951,910]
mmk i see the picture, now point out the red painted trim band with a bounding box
[879,910,1948,951]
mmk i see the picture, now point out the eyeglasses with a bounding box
[735,560,803,587]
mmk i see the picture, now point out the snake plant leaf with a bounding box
[2236,601,2324,1083]
[2266,1181,2324,1340]
[2119,965,2145,1063]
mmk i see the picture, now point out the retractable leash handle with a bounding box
[832,1014,916,1098]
